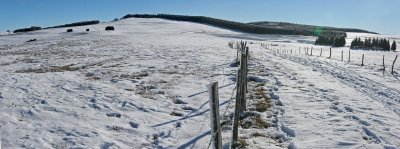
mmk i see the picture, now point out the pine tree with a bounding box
[350,39,355,49]
[391,41,396,51]
[357,37,362,48]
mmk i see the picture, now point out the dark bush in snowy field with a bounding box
[105,26,115,31]
[67,29,73,32]
[86,28,90,32]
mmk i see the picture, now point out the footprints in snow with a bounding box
[264,56,384,146]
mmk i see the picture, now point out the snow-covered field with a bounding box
[0,18,399,149]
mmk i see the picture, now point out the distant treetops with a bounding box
[12,20,100,33]
[13,26,42,33]
[350,37,396,51]
[315,32,346,47]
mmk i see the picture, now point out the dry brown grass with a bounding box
[255,99,272,113]
[238,138,249,147]
[252,132,267,137]
[253,116,270,128]
[15,64,83,73]
[124,88,135,91]
[254,86,272,112]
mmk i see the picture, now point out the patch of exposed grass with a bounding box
[238,138,249,147]
[252,132,267,137]
[124,88,134,91]
[16,64,83,73]
[255,83,266,87]
[254,116,270,128]
[255,98,272,113]
[254,86,272,112]
[170,111,183,117]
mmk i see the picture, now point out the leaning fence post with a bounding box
[209,82,222,149]
[392,55,398,75]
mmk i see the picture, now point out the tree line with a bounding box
[12,20,100,33]
[44,20,100,29]
[249,21,377,34]
[315,32,347,47]
[350,37,396,51]
[122,14,346,36]
[13,26,42,33]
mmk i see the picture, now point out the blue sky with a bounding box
[1,0,399,34]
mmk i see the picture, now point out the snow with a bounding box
[1,18,399,149]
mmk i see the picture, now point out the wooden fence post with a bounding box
[241,47,249,111]
[306,47,309,55]
[291,49,292,54]
[311,47,313,56]
[209,82,222,149]
[328,48,332,58]
[341,50,343,61]
[383,55,385,75]
[232,70,242,148]
[238,46,247,113]
[244,47,249,94]
[348,50,351,63]
[232,44,249,148]
[319,48,322,57]
[361,54,364,67]
[392,55,398,75]
[236,48,239,64]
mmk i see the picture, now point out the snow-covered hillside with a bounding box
[0,18,399,149]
